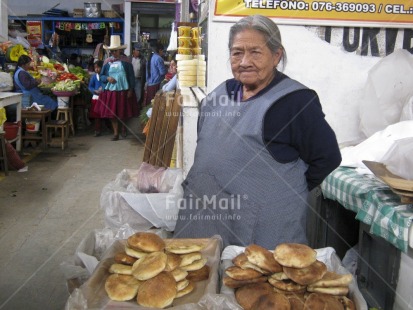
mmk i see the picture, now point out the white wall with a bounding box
[6,0,124,16]
[206,11,412,144]
[0,0,8,40]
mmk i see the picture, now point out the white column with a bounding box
[179,86,205,177]
[0,0,8,41]
[180,0,190,23]
[124,1,132,56]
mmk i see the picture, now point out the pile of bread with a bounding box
[223,243,355,310]
[105,232,210,308]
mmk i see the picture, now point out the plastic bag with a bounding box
[167,22,178,52]
[400,96,413,121]
[359,49,413,138]
[340,120,413,169]
[100,168,184,231]
[135,162,167,193]
[381,137,413,180]
[0,72,13,92]
[59,225,168,294]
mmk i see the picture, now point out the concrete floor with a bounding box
[0,122,145,310]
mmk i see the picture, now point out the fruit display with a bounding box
[3,44,90,95]
[5,44,28,62]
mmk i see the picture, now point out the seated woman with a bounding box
[13,55,58,111]
[161,58,177,92]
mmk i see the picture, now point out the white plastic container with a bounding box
[26,120,40,133]
[58,96,70,108]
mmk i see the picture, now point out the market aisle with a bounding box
[0,127,145,310]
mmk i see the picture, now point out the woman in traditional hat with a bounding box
[96,35,139,140]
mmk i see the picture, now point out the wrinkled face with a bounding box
[230,29,282,91]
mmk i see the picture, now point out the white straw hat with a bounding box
[103,35,127,50]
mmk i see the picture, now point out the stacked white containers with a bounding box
[176,26,206,88]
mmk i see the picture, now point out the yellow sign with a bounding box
[214,0,413,27]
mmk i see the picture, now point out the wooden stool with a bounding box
[0,132,9,175]
[46,120,69,150]
[56,107,75,136]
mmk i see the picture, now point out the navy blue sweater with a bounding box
[225,73,341,190]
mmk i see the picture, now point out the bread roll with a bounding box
[179,252,202,267]
[166,242,204,254]
[114,252,137,266]
[268,278,307,292]
[105,274,141,301]
[307,286,349,296]
[109,263,133,275]
[232,252,269,274]
[176,279,190,291]
[235,282,274,310]
[283,260,327,285]
[223,275,268,289]
[125,246,148,259]
[273,243,317,268]
[171,268,188,282]
[127,232,165,252]
[270,272,290,281]
[165,252,182,272]
[245,244,283,273]
[287,294,306,310]
[225,266,263,280]
[175,281,195,298]
[308,271,353,288]
[250,292,291,310]
[137,271,177,308]
[304,292,344,309]
[132,251,167,281]
[180,257,207,271]
[186,264,210,282]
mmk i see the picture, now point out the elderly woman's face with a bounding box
[230,29,282,90]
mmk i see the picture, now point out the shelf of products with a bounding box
[8,16,124,49]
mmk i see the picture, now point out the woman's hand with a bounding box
[127,89,133,99]
[108,77,117,84]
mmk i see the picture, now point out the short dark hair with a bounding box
[94,60,103,68]
[17,55,32,67]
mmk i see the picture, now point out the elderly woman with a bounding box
[97,35,139,140]
[173,15,341,249]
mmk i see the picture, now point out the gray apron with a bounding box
[174,77,310,249]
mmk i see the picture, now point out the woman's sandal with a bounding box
[111,135,119,141]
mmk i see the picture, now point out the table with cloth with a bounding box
[321,167,413,253]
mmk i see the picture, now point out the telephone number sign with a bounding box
[214,0,413,27]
